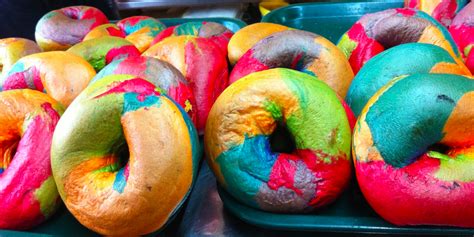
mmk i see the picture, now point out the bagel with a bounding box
[1,51,96,107]
[450,1,474,73]
[337,8,461,74]
[0,89,63,229]
[35,6,109,51]
[67,36,141,71]
[205,68,352,212]
[0,38,41,77]
[230,30,354,98]
[117,16,166,52]
[151,21,233,54]
[405,0,467,26]
[143,35,229,133]
[92,56,197,125]
[228,23,290,65]
[83,24,126,41]
[353,73,474,227]
[51,74,200,235]
[346,43,471,117]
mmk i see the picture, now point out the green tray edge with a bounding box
[218,186,474,235]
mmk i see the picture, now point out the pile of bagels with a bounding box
[0,1,473,235]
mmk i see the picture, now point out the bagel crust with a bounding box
[91,56,197,125]
[405,0,467,26]
[345,43,471,117]
[338,8,461,73]
[144,35,229,134]
[0,38,41,77]
[152,21,233,55]
[0,89,63,230]
[353,74,474,227]
[450,1,474,73]
[1,51,96,107]
[51,74,199,235]
[117,16,166,52]
[205,68,352,212]
[35,6,109,51]
[67,36,141,72]
[230,30,354,98]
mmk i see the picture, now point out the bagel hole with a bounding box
[0,138,20,173]
[115,142,130,170]
[427,143,451,155]
[269,121,296,154]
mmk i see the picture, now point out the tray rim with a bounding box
[217,186,474,235]
[261,1,404,23]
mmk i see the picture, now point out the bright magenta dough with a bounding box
[354,73,474,227]
[0,89,63,230]
[450,1,474,73]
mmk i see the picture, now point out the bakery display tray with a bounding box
[218,183,474,235]
[262,1,404,44]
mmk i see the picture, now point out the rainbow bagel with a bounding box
[230,30,354,98]
[83,24,126,41]
[0,89,63,230]
[151,22,233,54]
[346,43,471,117]
[91,56,197,125]
[143,35,228,133]
[1,51,96,107]
[337,8,461,74]
[450,1,474,73]
[35,6,109,51]
[117,16,166,53]
[205,68,352,212]
[228,23,290,65]
[405,0,467,26]
[67,36,140,71]
[51,74,199,235]
[353,73,474,227]
[0,38,41,77]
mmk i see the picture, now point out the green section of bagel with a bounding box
[363,73,474,168]
[51,74,136,198]
[34,176,60,218]
[280,69,351,159]
[67,36,134,71]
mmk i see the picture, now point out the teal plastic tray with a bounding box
[160,17,246,33]
[0,18,245,236]
[218,185,474,235]
[262,1,404,44]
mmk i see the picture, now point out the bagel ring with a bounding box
[51,74,200,236]
[0,89,63,230]
[92,56,197,125]
[152,21,233,54]
[67,36,140,71]
[450,1,474,73]
[117,16,166,52]
[0,38,41,77]
[346,43,471,116]
[35,6,109,51]
[337,8,461,73]
[1,51,96,107]
[353,73,474,227]
[143,35,229,133]
[205,68,352,212]
[228,23,290,65]
[229,30,354,98]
